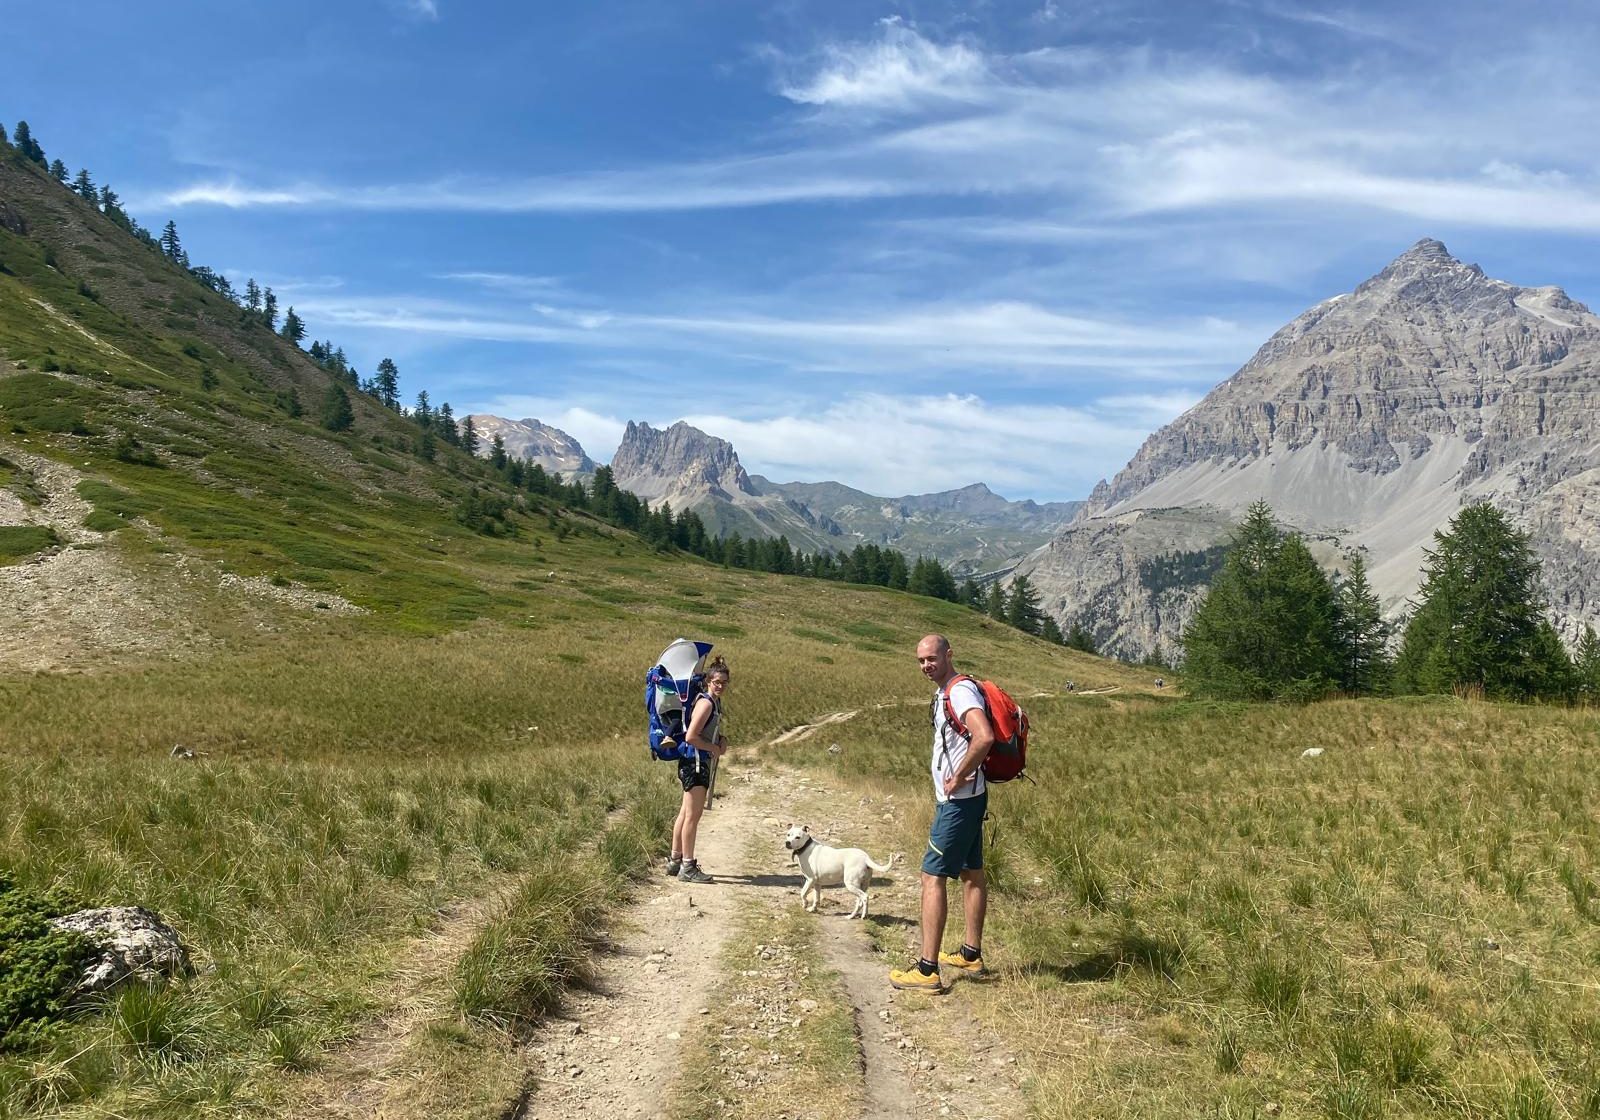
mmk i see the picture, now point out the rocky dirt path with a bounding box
[522,752,1028,1120]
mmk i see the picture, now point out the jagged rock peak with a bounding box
[467,414,594,475]
[611,420,757,500]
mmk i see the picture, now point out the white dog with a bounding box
[783,825,892,919]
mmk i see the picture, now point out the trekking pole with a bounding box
[706,750,718,809]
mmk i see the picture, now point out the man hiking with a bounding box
[890,633,992,992]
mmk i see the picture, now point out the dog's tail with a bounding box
[866,853,893,873]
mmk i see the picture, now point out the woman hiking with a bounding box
[667,655,729,883]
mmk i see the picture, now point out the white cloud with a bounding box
[402,0,438,20]
[777,17,989,110]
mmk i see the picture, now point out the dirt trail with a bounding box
[523,754,1027,1120]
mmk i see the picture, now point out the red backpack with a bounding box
[942,674,1029,783]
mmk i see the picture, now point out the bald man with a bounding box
[889,634,994,992]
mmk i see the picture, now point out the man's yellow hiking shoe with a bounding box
[938,950,985,977]
[888,965,945,992]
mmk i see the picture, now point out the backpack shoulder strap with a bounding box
[942,674,979,738]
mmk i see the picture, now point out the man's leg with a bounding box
[959,868,987,953]
[920,871,948,961]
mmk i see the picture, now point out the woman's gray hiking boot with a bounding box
[665,856,683,877]
[677,861,714,884]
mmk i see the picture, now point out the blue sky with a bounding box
[6,0,1600,501]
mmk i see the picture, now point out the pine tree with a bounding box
[437,403,459,446]
[0,123,7,144]
[13,120,45,164]
[985,582,1006,621]
[72,169,96,201]
[960,578,982,609]
[1006,575,1044,635]
[244,278,262,313]
[1066,622,1096,653]
[374,358,400,409]
[320,383,354,432]
[279,307,306,344]
[48,159,67,182]
[1333,552,1391,694]
[159,220,183,261]
[1392,503,1569,700]
[1575,625,1600,704]
[1040,615,1065,645]
[489,434,507,471]
[262,288,278,330]
[460,415,479,456]
[413,390,432,428]
[1181,501,1342,701]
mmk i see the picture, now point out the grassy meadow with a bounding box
[0,541,1091,1117]
[779,691,1600,1119]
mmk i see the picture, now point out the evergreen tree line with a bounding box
[1183,500,1599,703]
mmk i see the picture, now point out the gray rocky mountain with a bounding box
[467,415,595,476]
[609,421,844,552]
[608,421,1079,570]
[1018,238,1600,661]
[751,477,1079,574]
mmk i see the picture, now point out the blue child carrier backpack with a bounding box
[646,639,714,762]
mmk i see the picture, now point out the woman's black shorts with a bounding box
[678,755,711,792]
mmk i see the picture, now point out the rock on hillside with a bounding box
[1018,239,1600,660]
[468,414,594,476]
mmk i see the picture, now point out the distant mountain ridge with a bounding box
[537,417,1083,572]
[1018,238,1600,660]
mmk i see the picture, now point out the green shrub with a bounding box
[0,873,93,1051]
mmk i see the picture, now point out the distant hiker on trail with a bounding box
[890,634,991,992]
[668,655,729,884]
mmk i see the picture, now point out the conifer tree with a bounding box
[0,123,7,144]
[1333,552,1391,694]
[374,358,400,409]
[1006,575,1044,635]
[960,578,982,609]
[1575,625,1600,704]
[489,433,507,471]
[48,159,67,182]
[279,307,306,344]
[72,169,95,201]
[244,278,262,313]
[413,390,432,428]
[1181,501,1342,701]
[1040,615,1065,645]
[1066,622,1096,653]
[159,220,183,261]
[320,383,354,432]
[262,288,278,330]
[1392,503,1569,700]
[460,415,480,456]
[985,582,1006,621]
[13,120,45,164]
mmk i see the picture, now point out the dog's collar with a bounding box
[790,835,815,861]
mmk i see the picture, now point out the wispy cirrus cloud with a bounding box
[285,288,1258,379]
[139,18,1600,238]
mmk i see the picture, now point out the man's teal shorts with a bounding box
[922,792,987,878]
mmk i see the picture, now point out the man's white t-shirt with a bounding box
[931,678,987,804]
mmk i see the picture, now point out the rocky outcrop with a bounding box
[1021,239,1600,660]
[49,906,190,993]
[467,415,594,477]
[610,421,757,502]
